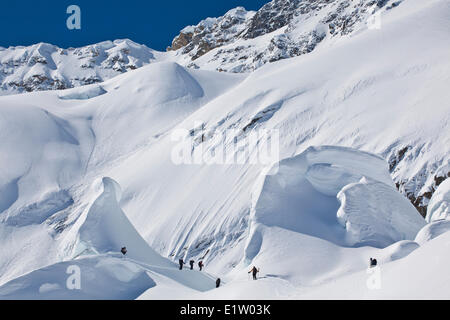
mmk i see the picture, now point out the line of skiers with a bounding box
[179,258,221,288]
[179,258,204,271]
[122,247,377,286]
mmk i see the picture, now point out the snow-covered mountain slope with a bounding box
[0,61,243,285]
[297,230,450,299]
[0,148,442,300]
[163,230,448,300]
[0,0,449,299]
[0,39,161,95]
[1,0,445,214]
[0,0,416,96]
[169,0,407,72]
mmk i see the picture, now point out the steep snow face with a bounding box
[0,39,160,95]
[75,177,174,268]
[245,146,423,262]
[426,178,450,222]
[337,177,425,247]
[415,219,450,245]
[170,0,406,72]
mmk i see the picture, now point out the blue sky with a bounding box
[0,0,269,51]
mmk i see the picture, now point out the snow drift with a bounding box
[426,178,450,222]
[247,146,424,253]
[0,255,156,300]
[75,177,173,268]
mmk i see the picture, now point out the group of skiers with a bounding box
[179,258,221,288]
[179,258,204,271]
[121,247,377,288]
[120,247,261,289]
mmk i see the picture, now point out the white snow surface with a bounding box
[0,0,448,299]
[426,178,450,222]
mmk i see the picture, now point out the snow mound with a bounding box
[0,255,155,300]
[249,146,424,250]
[415,219,450,245]
[380,240,420,262]
[58,85,107,100]
[107,62,204,105]
[426,178,450,222]
[337,177,425,247]
[75,177,173,268]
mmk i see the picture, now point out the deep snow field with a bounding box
[0,0,449,299]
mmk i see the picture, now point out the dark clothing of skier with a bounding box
[370,258,377,267]
[216,278,221,288]
[189,260,195,270]
[198,261,204,271]
[179,259,184,270]
[120,247,127,256]
[248,266,259,280]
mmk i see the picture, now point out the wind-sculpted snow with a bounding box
[0,177,216,299]
[426,179,450,222]
[247,146,424,253]
[0,255,156,300]
[76,177,173,268]
[0,103,84,213]
[337,177,425,247]
[414,219,450,245]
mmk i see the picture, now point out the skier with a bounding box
[198,261,204,271]
[189,259,195,270]
[179,258,185,270]
[369,258,377,268]
[248,266,259,280]
[120,247,127,256]
[216,278,221,288]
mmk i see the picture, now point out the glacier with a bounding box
[0,0,449,299]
